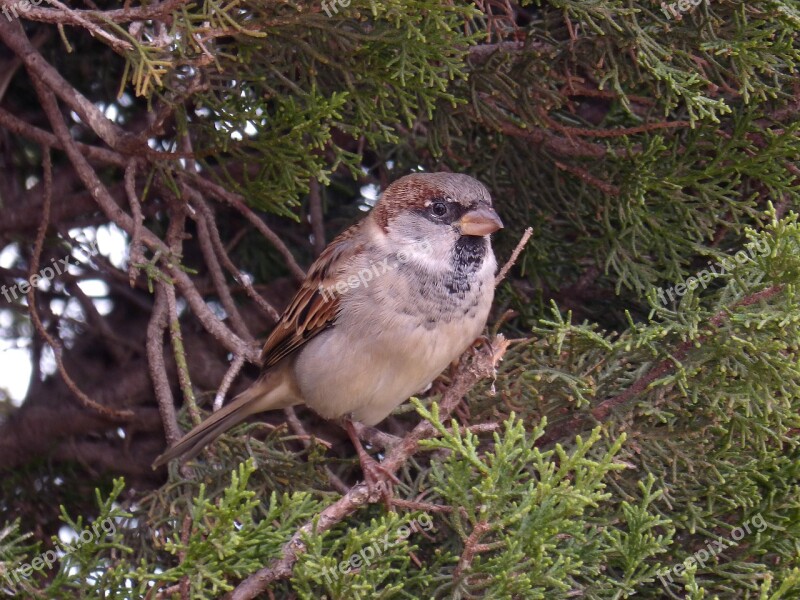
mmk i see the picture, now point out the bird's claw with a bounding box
[359,454,399,504]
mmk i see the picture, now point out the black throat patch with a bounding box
[445,236,487,296]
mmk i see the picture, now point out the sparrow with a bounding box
[153,172,503,481]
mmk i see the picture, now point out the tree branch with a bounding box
[0,18,135,152]
[184,173,306,282]
[23,134,133,421]
[192,196,281,322]
[2,0,186,26]
[26,56,258,362]
[191,193,254,342]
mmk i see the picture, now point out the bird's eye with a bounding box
[430,201,448,217]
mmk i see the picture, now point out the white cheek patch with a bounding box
[408,247,446,272]
[386,213,455,258]
[395,238,432,263]
[395,234,454,273]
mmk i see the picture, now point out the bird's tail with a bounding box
[152,370,297,468]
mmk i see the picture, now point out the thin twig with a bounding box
[0,29,48,103]
[157,195,202,427]
[459,422,501,435]
[213,354,246,412]
[124,160,145,287]
[192,195,280,322]
[165,278,202,427]
[0,105,125,166]
[25,142,132,421]
[554,160,620,196]
[453,520,491,582]
[194,205,254,341]
[147,284,182,448]
[185,173,306,281]
[37,0,134,52]
[543,113,692,138]
[7,0,185,25]
[495,227,533,285]
[154,584,181,600]
[389,498,453,513]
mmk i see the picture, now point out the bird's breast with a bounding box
[293,242,496,426]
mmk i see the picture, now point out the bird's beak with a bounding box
[457,207,504,237]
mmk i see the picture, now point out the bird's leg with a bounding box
[352,421,402,451]
[471,334,492,353]
[343,417,399,501]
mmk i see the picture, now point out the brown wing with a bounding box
[260,222,365,369]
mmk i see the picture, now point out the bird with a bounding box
[153,172,503,484]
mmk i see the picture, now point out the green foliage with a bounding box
[404,0,800,309]
[126,0,480,213]
[44,479,132,598]
[294,510,442,599]
[416,407,672,599]
[130,460,324,597]
[0,519,38,597]
[6,0,800,597]
[466,210,800,597]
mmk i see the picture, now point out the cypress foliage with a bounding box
[1,0,799,598]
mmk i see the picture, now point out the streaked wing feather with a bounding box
[260,223,364,369]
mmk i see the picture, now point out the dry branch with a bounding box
[125,161,146,287]
[191,195,281,322]
[213,354,246,412]
[0,106,126,166]
[147,283,182,446]
[185,173,306,282]
[0,0,186,25]
[495,227,533,286]
[24,136,133,421]
[193,196,254,341]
